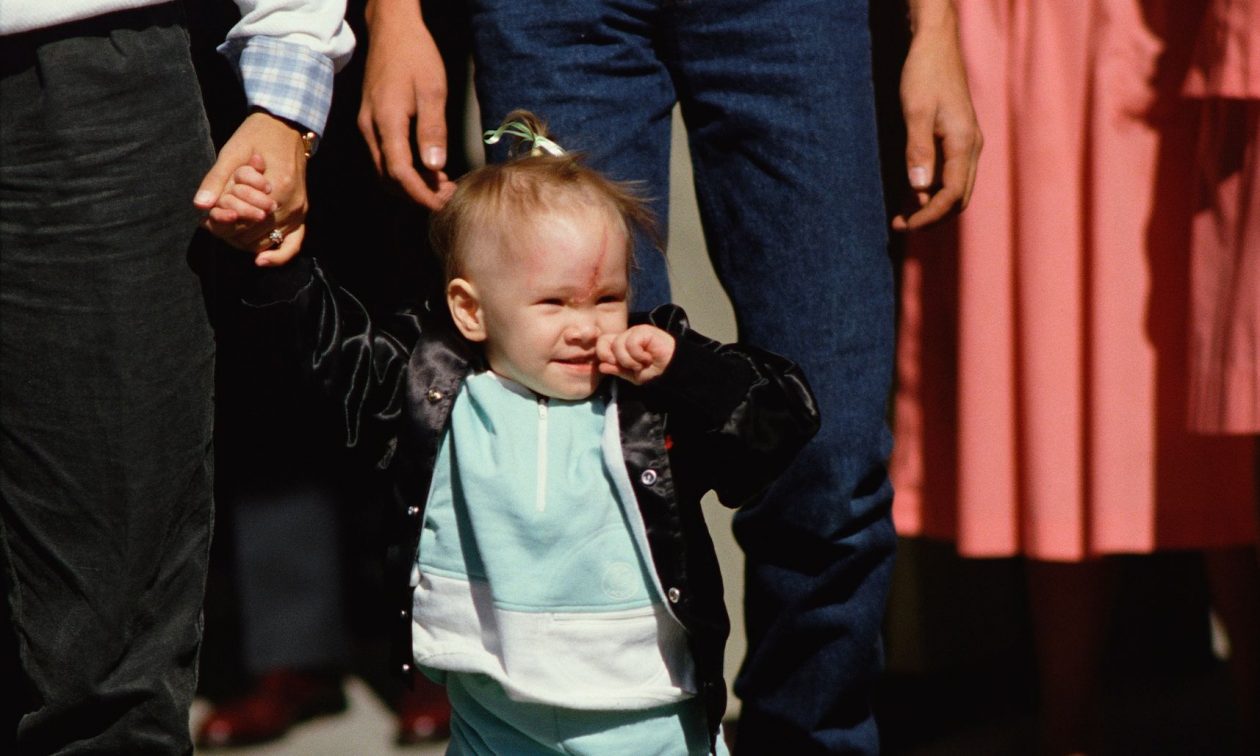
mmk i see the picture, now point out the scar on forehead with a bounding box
[569,221,618,303]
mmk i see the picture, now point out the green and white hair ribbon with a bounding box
[482,120,566,157]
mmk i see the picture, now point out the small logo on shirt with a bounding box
[601,561,640,600]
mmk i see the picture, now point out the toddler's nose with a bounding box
[564,321,599,344]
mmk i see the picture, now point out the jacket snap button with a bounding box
[667,587,681,603]
[426,388,443,402]
[640,469,658,486]
[407,505,420,517]
[400,609,409,620]
[401,663,413,674]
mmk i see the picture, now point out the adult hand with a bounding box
[892,0,982,232]
[193,111,310,266]
[358,0,457,210]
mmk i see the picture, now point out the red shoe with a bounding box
[395,676,452,745]
[196,669,346,748]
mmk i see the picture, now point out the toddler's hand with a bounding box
[204,153,277,227]
[596,325,675,385]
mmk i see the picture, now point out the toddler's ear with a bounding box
[446,278,487,342]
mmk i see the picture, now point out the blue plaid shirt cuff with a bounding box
[218,36,336,141]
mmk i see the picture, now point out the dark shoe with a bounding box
[395,677,452,745]
[196,669,346,748]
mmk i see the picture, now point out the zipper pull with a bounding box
[536,396,548,512]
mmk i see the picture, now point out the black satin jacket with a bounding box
[244,258,820,750]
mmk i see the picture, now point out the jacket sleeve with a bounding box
[239,255,422,469]
[641,304,821,509]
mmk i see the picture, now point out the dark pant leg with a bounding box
[664,1,895,752]
[233,481,350,674]
[469,0,675,310]
[0,6,216,753]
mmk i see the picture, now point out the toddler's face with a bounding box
[449,204,630,399]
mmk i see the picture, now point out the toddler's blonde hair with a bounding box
[429,110,659,282]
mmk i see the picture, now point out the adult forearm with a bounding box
[365,0,424,32]
[906,0,959,35]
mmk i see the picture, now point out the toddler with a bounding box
[228,112,819,755]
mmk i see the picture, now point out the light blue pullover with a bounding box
[410,372,696,709]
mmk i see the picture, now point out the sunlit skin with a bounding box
[446,201,676,399]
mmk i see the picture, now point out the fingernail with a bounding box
[425,146,445,169]
[193,190,215,206]
[909,167,929,188]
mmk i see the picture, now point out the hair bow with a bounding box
[482,120,566,157]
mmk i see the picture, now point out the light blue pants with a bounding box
[444,673,728,755]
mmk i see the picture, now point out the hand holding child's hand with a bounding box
[193,111,311,266]
[596,325,676,385]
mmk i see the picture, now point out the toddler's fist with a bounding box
[596,325,675,385]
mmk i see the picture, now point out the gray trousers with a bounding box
[0,5,216,752]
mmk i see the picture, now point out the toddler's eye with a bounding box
[597,295,624,305]
[538,298,564,307]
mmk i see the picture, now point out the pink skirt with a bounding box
[891,0,1257,560]
[1185,0,1260,433]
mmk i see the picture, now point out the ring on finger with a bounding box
[266,229,284,249]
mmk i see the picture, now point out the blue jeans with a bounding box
[471,1,896,752]
[0,5,215,752]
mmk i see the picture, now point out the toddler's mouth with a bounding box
[553,355,598,372]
